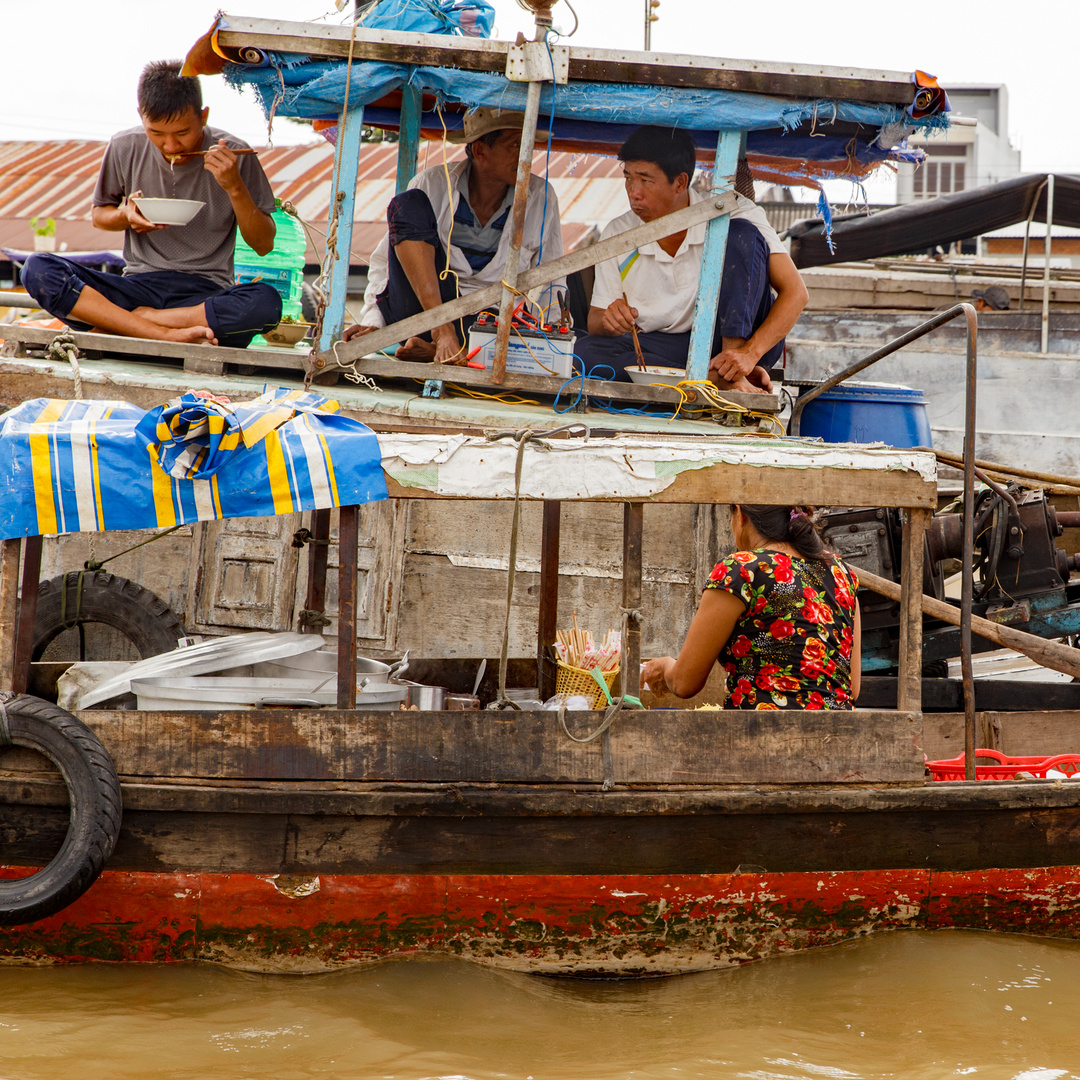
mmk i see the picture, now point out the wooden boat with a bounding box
[3,426,1080,976]
[5,10,1080,978]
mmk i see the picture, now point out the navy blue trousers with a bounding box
[22,253,282,349]
[376,188,466,342]
[575,218,780,382]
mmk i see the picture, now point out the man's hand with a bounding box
[431,324,463,365]
[124,192,166,234]
[202,140,243,196]
[343,324,377,343]
[709,341,760,384]
[600,297,640,337]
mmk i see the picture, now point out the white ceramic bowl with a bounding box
[135,198,205,226]
[264,321,313,347]
[625,365,687,387]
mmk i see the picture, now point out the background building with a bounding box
[897,84,1022,203]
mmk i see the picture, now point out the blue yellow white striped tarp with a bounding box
[0,388,388,540]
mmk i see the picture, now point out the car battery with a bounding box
[467,316,576,378]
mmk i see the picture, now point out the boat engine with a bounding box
[820,490,1080,672]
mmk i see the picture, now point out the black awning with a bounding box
[788,173,1080,268]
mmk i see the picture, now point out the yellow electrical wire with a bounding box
[665,380,785,433]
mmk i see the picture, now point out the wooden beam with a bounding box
[326,193,737,367]
[336,506,359,709]
[302,508,331,631]
[70,707,923,784]
[383,464,937,509]
[0,540,21,693]
[537,500,561,701]
[11,536,42,695]
[0,326,307,372]
[492,79,543,384]
[622,503,644,693]
[215,19,914,103]
[347,354,781,412]
[897,508,930,712]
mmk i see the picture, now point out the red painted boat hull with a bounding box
[3,865,1079,974]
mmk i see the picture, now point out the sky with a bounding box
[1,0,1074,205]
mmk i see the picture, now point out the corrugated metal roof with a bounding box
[0,139,626,262]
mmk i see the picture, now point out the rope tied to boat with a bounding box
[484,424,587,710]
[556,604,644,790]
[45,328,82,401]
[82,525,185,574]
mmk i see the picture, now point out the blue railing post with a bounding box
[319,104,366,353]
[395,84,422,195]
[686,129,743,381]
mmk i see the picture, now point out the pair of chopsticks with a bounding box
[172,148,259,158]
[622,291,646,370]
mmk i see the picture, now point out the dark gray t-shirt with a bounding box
[92,124,276,289]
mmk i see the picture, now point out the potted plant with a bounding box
[30,216,56,252]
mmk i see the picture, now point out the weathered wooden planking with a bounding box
[350,355,781,413]
[62,708,924,784]
[214,19,915,103]
[8,772,1080,877]
[985,711,1080,758]
[385,464,937,509]
[0,325,307,373]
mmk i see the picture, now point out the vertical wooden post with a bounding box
[336,506,360,710]
[12,536,43,695]
[537,500,561,701]
[491,79,543,384]
[0,539,22,692]
[686,129,743,382]
[897,508,929,713]
[395,84,423,195]
[622,502,644,695]
[303,508,331,632]
[318,104,366,354]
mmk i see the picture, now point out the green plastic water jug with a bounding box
[234,199,306,320]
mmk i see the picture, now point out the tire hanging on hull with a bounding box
[0,694,122,926]
[33,571,186,662]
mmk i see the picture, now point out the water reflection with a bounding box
[0,931,1078,1079]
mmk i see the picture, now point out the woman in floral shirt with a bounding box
[641,504,861,709]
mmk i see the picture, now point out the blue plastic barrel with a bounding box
[797,381,932,448]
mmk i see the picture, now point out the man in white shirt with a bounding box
[343,107,563,364]
[578,127,808,390]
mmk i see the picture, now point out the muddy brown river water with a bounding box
[0,930,1078,1079]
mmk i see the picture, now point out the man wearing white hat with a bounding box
[344,107,564,364]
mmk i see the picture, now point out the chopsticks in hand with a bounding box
[622,291,647,371]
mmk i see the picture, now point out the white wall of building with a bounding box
[896,85,1021,204]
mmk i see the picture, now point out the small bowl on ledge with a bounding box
[264,321,313,347]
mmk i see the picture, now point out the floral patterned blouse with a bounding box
[705,549,859,710]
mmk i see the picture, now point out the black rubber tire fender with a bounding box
[0,694,122,926]
[32,571,186,661]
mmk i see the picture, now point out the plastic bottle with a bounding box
[234,198,306,320]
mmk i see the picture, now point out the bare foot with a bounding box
[709,373,764,394]
[396,336,437,361]
[166,326,218,346]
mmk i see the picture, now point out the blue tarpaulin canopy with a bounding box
[205,3,949,188]
[0,388,389,540]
